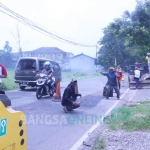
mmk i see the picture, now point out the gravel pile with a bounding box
[100,129,150,150]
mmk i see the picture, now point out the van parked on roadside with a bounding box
[14,57,62,90]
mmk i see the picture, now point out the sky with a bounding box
[0,0,137,58]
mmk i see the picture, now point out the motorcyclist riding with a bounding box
[100,67,120,100]
[36,61,54,92]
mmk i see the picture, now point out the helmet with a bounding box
[44,61,51,67]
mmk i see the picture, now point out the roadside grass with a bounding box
[104,101,150,132]
[2,69,18,91]
[2,70,100,90]
[93,137,106,150]
[62,71,100,82]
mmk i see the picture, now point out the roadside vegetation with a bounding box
[93,101,150,149]
[104,101,150,131]
[2,69,18,91]
[93,137,106,150]
[2,70,100,91]
[62,71,100,82]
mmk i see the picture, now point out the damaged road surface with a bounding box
[6,76,129,150]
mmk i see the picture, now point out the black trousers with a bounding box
[106,85,120,98]
[66,104,80,111]
[118,82,121,89]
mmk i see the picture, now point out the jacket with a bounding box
[61,82,81,106]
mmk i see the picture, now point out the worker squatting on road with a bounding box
[61,80,82,113]
[100,67,120,100]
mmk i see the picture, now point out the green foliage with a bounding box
[62,71,100,82]
[98,0,150,69]
[0,41,13,68]
[93,137,106,150]
[104,101,150,131]
[2,70,18,91]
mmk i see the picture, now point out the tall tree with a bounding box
[98,0,150,69]
[0,41,13,68]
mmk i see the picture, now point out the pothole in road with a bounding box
[77,95,103,109]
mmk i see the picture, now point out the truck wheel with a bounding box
[19,84,26,90]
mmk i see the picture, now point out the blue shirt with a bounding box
[104,72,119,86]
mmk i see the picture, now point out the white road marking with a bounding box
[70,88,129,150]
[128,89,137,102]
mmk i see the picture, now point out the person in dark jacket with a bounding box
[100,67,120,100]
[61,80,82,113]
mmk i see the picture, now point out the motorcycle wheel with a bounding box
[49,90,54,96]
[36,88,42,99]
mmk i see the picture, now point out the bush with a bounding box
[2,69,18,91]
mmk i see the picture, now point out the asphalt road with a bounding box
[6,75,129,150]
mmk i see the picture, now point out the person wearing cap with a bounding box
[100,67,120,100]
[134,67,141,89]
[61,80,82,113]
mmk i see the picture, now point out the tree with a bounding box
[0,41,13,68]
[3,41,12,52]
[98,0,150,69]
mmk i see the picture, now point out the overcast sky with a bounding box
[0,0,136,57]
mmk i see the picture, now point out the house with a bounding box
[12,47,74,65]
[69,53,96,72]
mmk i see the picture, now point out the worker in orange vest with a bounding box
[115,65,123,89]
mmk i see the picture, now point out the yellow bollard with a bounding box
[0,101,27,150]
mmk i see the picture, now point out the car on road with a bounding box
[14,57,62,90]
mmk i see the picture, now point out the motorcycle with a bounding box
[36,73,56,99]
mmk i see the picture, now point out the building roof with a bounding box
[31,47,66,53]
[70,53,95,60]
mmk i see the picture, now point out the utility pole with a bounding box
[115,58,117,67]
[96,45,98,65]
[11,23,22,58]
[16,25,22,57]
